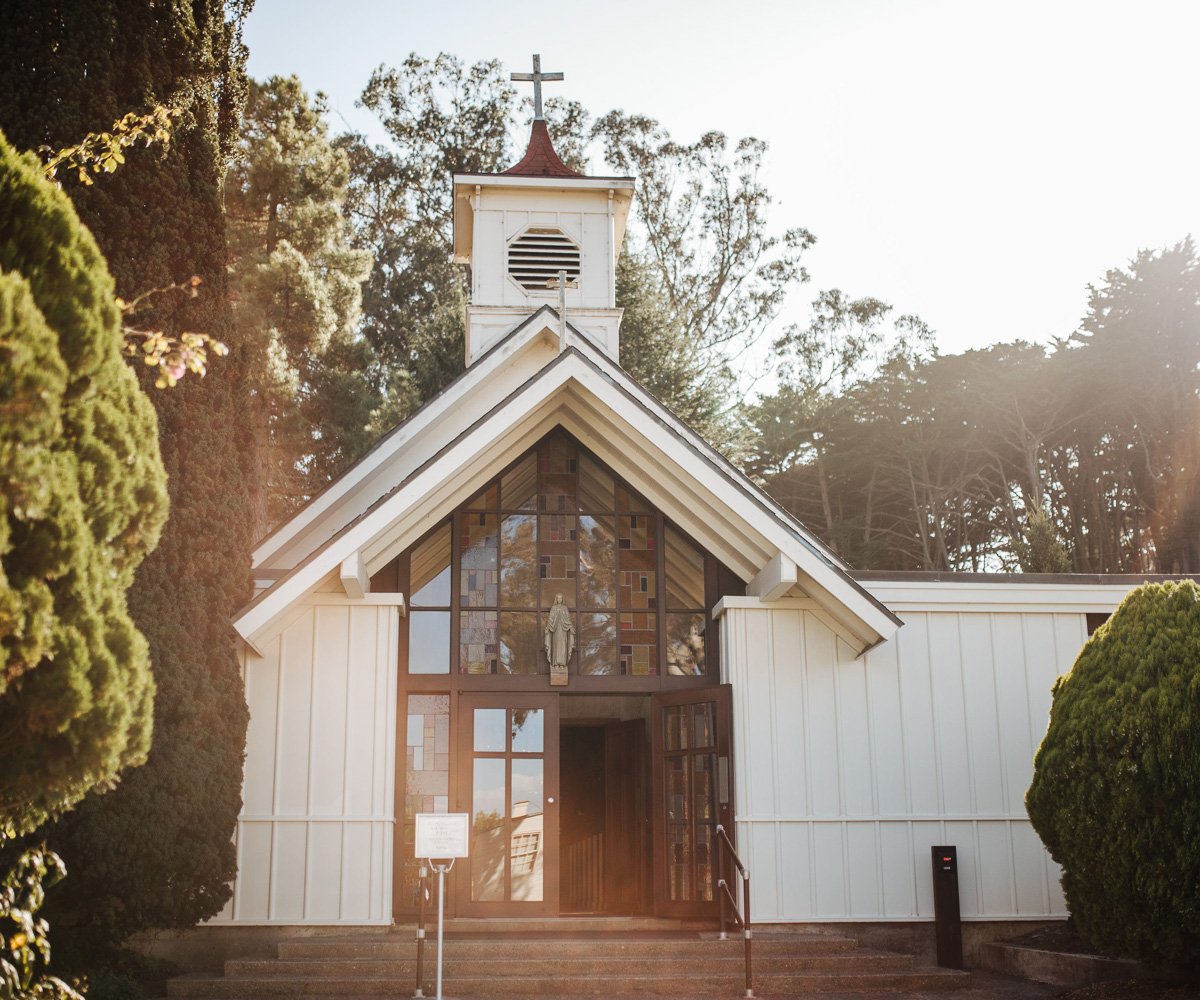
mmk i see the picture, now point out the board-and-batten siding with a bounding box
[720,601,1082,923]
[210,602,399,924]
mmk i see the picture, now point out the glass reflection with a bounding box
[499,612,541,674]
[501,514,537,607]
[511,709,544,752]
[510,759,544,901]
[474,708,506,752]
[666,613,706,676]
[471,757,506,901]
[579,516,616,608]
[410,525,451,606]
[579,613,616,675]
[408,611,450,674]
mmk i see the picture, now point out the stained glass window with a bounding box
[399,695,450,908]
[401,431,723,677]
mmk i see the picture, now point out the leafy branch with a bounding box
[41,106,181,186]
[1,828,83,1000]
[119,278,229,388]
[36,108,228,387]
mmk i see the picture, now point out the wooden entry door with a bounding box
[604,719,650,913]
[457,693,559,916]
[651,685,733,918]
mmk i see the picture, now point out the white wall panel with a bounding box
[721,598,1096,923]
[213,603,398,924]
[896,618,939,815]
[276,608,314,815]
[271,823,307,921]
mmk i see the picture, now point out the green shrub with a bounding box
[0,131,167,835]
[1026,580,1200,971]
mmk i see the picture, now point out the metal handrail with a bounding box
[715,823,753,998]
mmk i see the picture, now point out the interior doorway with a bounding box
[558,696,650,915]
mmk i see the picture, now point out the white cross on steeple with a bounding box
[511,53,563,121]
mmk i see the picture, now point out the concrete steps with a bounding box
[167,928,972,997]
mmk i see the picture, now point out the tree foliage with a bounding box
[227,75,376,520]
[0,133,167,836]
[1026,580,1200,970]
[342,54,805,452]
[0,0,259,941]
[594,111,815,446]
[753,241,1200,572]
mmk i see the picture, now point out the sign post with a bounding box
[415,814,470,1000]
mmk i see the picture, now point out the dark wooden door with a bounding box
[457,693,559,916]
[651,685,733,918]
[604,719,649,913]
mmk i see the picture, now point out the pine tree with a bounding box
[0,0,260,940]
[227,75,376,522]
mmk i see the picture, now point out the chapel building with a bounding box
[219,75,1146,937]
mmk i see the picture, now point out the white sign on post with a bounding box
[414,814,469,1000]
[415,813,470,858]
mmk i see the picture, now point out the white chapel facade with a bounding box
[218,70,1140,931]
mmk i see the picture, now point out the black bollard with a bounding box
[931,846,963,969]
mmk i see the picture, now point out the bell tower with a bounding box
[452,55,635,366]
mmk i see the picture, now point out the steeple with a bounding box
[505,54,580,178]
[451,55,635,367]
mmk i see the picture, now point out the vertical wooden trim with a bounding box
[391,658,407,922]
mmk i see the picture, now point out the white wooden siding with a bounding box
[210,603,398,924]
[719,600,1086,922]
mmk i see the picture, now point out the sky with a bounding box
[244,0,1200,359]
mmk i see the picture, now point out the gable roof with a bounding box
[235,312,901,654]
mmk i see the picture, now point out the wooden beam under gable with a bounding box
[748,552,799,601]
[339,551,370,599]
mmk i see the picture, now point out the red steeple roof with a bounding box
[504,119,582,178]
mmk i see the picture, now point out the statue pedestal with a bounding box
[550,663,569,687]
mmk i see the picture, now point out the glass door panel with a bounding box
[651,685,732,918]
[459,694,558,916]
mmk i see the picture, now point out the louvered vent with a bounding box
[507,228,580,291]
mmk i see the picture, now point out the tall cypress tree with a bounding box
[0,1,260,938]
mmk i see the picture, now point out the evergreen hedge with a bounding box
[0,1,257,941]
[1026,580,1200,971]
[0,132,167,835]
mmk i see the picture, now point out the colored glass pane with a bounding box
[460,610,498,674]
